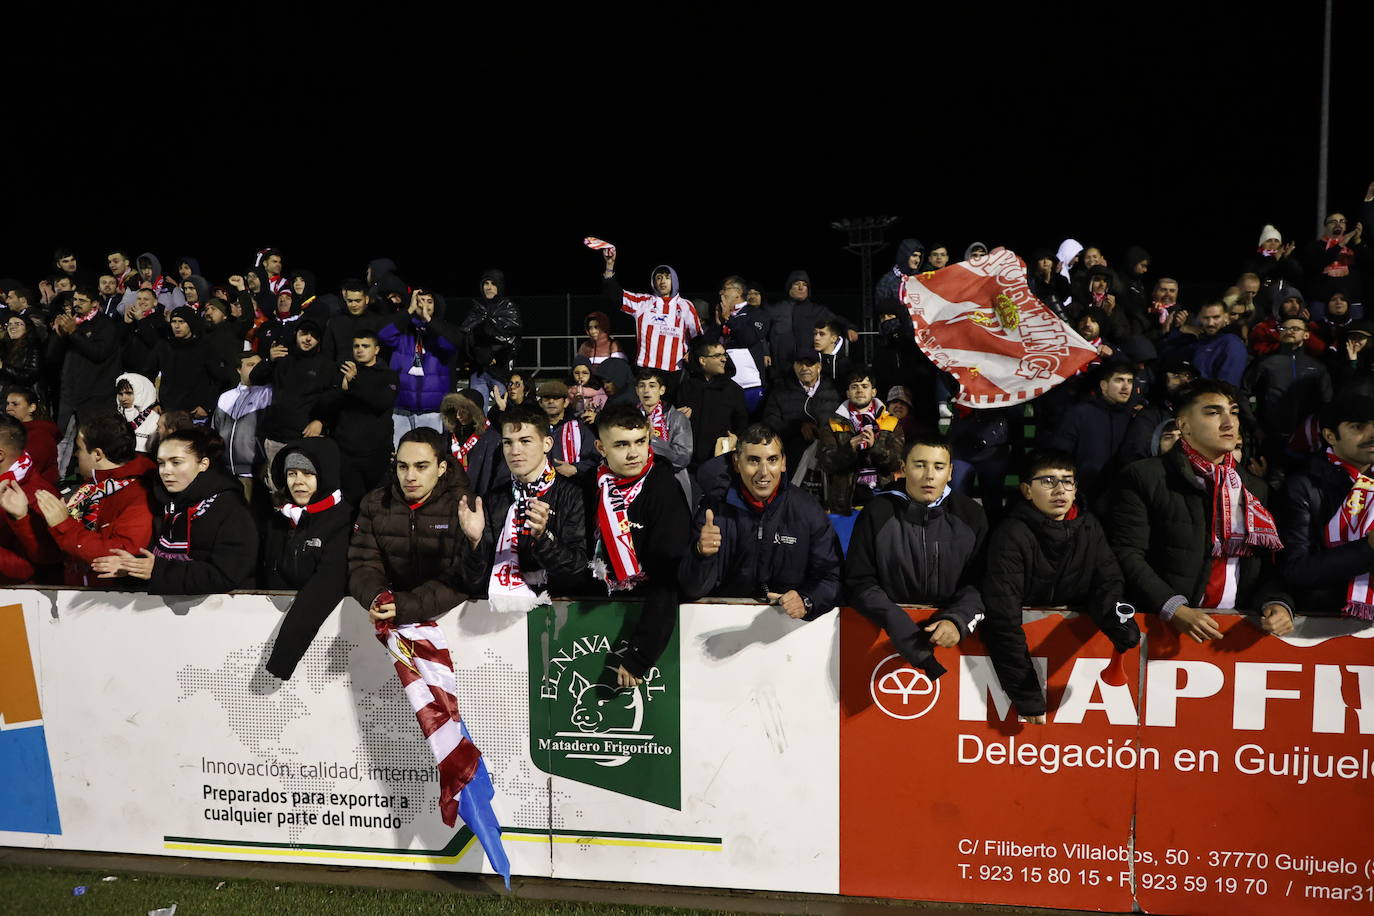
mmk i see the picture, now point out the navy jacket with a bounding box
[678,478,841,617]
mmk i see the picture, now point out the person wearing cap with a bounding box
[1110,379,1294,643]
[143,305,237,420]
[536,378,598,478]
[1245,315,1332,464]
[1277,394,1374,618]
[263,438,351,680]
[761,347,841,472]
[249,318,333,486]
[678,422,840,618]
[1049,360,1140,513]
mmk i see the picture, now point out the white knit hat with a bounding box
[1258,224,1282,246]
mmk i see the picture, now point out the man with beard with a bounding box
[1144,277,1182,341]
[678,423,840,618]
[1190,301,1249,387]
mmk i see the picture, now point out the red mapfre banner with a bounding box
[840,610,1374,914]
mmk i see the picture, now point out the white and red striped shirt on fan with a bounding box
[620,291,702,372]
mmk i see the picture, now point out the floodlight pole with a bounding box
[1317,0,1332,232]
[832,216,898,363]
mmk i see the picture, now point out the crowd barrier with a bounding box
[2,589,1371,915]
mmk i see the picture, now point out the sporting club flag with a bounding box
[377,620,512,888]
[900,247,1098,408]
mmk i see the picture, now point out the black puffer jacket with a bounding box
[1048,393,1137,510]
[678,477,841,617]
[1277,452,1374,616]
[761,376,842,470]
[1109,446,1291,615]
[264,438,353,679]
[348,462,474,625]
[49,310,122,427]
[844,488,988,678]
[459,472,588,599]
[145,467,258,595]
[979,500,1141,717]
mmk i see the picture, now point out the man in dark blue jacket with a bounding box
[1049,360,1139,512]
[679,423,841,619]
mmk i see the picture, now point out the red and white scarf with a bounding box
[0,452,33,484]
[1149,301,1173,328]
[1321,449,1374,620]
[1322,236,1355,279]
[1180,439,1281,608]
[279,489,343,527]
[68,475,137,531]
[375,620,482,827]
[409,335,427,376]
[838,399,883,444]
[489,462,557,612]
[591,450,655,591]
[558,420,582,466]
[74,306,101,326]
[450,421,487,470]
[642,402,670,440]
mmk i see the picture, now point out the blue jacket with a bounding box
[380,313,459,413]
[678,477,841,618]
[1191,329,1248,387]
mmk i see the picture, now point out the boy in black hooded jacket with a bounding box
[978,450,1141,723]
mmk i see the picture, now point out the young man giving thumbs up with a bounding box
[678,423,841,619]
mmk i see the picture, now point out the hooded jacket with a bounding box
[442,393,509,497]
[147,308,238,415]
[875,238,926,306]
[348,459,474,625]
[458,270,522,374]
[117,372,161,453]
[603,263,703,373]
[979,500,1141,717]
[117,252,186,313]
[263,438,353,679]
[678,476,841,617]
[144,466,258,595]
[48,454,156,587]
[844,487,988,678]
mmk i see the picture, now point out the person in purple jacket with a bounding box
[379,289,460,447]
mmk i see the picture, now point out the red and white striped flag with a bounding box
[376,620,482,826]
[901,248,1098,408]
[583,236,617,257]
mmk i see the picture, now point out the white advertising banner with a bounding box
[0,590,839,894]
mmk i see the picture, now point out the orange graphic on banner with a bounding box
[0,603,42,725]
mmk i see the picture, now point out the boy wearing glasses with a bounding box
[979,450,1142,724]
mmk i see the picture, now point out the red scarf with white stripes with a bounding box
[559,420,582,466]
[1180,439,1282,557]
[450,422,487,470]
[642,402,670,440]
[489,463,558,611]
[1322,236,1355,278]
[1321,449,1374,620]
[592,450,655,591]
[279,489,343,527]
[0,452,32,484]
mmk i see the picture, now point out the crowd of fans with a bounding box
[2,189,1372,710]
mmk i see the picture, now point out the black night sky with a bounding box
[6,3,1369,329]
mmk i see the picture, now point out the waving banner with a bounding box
[900,248,1098,408]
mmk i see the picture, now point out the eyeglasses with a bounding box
[1029,475,1077,491]
[704,352,728,360]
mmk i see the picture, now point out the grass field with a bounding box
[0,864,751,916]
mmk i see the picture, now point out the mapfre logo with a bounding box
[870,654,940,720]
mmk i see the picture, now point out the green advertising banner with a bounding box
[528,601,680,809]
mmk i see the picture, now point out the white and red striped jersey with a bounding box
[621,290,702,372]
